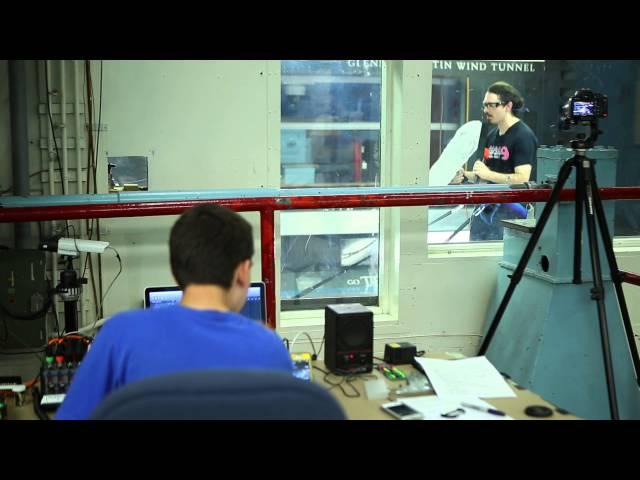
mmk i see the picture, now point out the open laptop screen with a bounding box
[144,282,266,324]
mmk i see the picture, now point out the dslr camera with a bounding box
[560,88,608,127]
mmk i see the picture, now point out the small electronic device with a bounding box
[39,336,91,411]
[384,342,417,365]
[324,303,373,374]
[381,401,424,420]
[389,371,433,400]
[291,352,312,381]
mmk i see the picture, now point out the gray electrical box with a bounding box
[0,250,48,350]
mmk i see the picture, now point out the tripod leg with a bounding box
[590,169,640,384]
[582,159,619,420]
[478,158,577,355]
[573,162,584,283]
[447,216,473,242]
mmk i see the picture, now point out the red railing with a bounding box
[2,186,640,328]
[621,271,640,287]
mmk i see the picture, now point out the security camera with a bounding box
[40,237,110,256]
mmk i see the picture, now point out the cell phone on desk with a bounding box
[381,401,423,420]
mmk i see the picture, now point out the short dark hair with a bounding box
[169,204,254,289]
[487,81,525,116]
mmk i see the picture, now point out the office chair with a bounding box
[89,369,347,420]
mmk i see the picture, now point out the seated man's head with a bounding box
[169,204,254,312]
[483,81,524,125]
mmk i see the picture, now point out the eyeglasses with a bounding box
[482,102,504,109]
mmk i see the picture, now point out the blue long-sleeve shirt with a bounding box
[55,305,293,420]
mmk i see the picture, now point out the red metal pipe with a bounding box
[0,199,276,223]
[621,271,640,287]
[260,209,276,329]
[3,187,640,223]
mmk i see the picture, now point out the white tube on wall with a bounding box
[45,59,59,332]
[45,60,54,198]
[74,59,85,327]
[74,60,83,195]
[60,60,69,195]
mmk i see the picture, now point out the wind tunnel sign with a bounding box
[433,60,543,73]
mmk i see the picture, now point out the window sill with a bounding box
[427,236,640,259]
[278,307,395,330]
[428,241,504,259]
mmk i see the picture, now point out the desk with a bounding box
[313,360,579,420]
[6,357,579,420]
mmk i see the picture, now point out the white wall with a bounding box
[95,60,276,315]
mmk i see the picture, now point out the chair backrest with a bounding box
[89,369,347,420]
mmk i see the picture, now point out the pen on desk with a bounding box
[460,402,506,416]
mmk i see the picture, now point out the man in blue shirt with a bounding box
[56,205,293,420]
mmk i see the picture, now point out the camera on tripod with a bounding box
[560,89,608,127]
[559,89,608,148]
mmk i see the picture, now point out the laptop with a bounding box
[143,282,267,324]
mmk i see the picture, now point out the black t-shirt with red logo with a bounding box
[469,120,539,240]
[482,120,538,182]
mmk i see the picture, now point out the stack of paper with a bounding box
[414,356,516,399]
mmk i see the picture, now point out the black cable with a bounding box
[316,335,325,359]
[94,246,122,326]
[82,60,101,321]
[0,296,52,321]
[42,273,61,339]
[95,61,103,173]
[94,62,105,310]
[43,63,65,197]
[0,348,46,355]
[26,369,41,389]
[312,365,329,375]
[43,61,71,235]
[62,224,76,238]
[49,288,61,339]
[312,365,365,398]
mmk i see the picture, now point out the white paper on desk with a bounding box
[402,396,513,420]
[428,120,482,186]
[415,356,516,399]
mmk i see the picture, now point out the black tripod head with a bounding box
[56,256,87,303]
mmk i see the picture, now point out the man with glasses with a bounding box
[452,81,539,240]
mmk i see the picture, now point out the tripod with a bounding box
[478,139,640,420]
